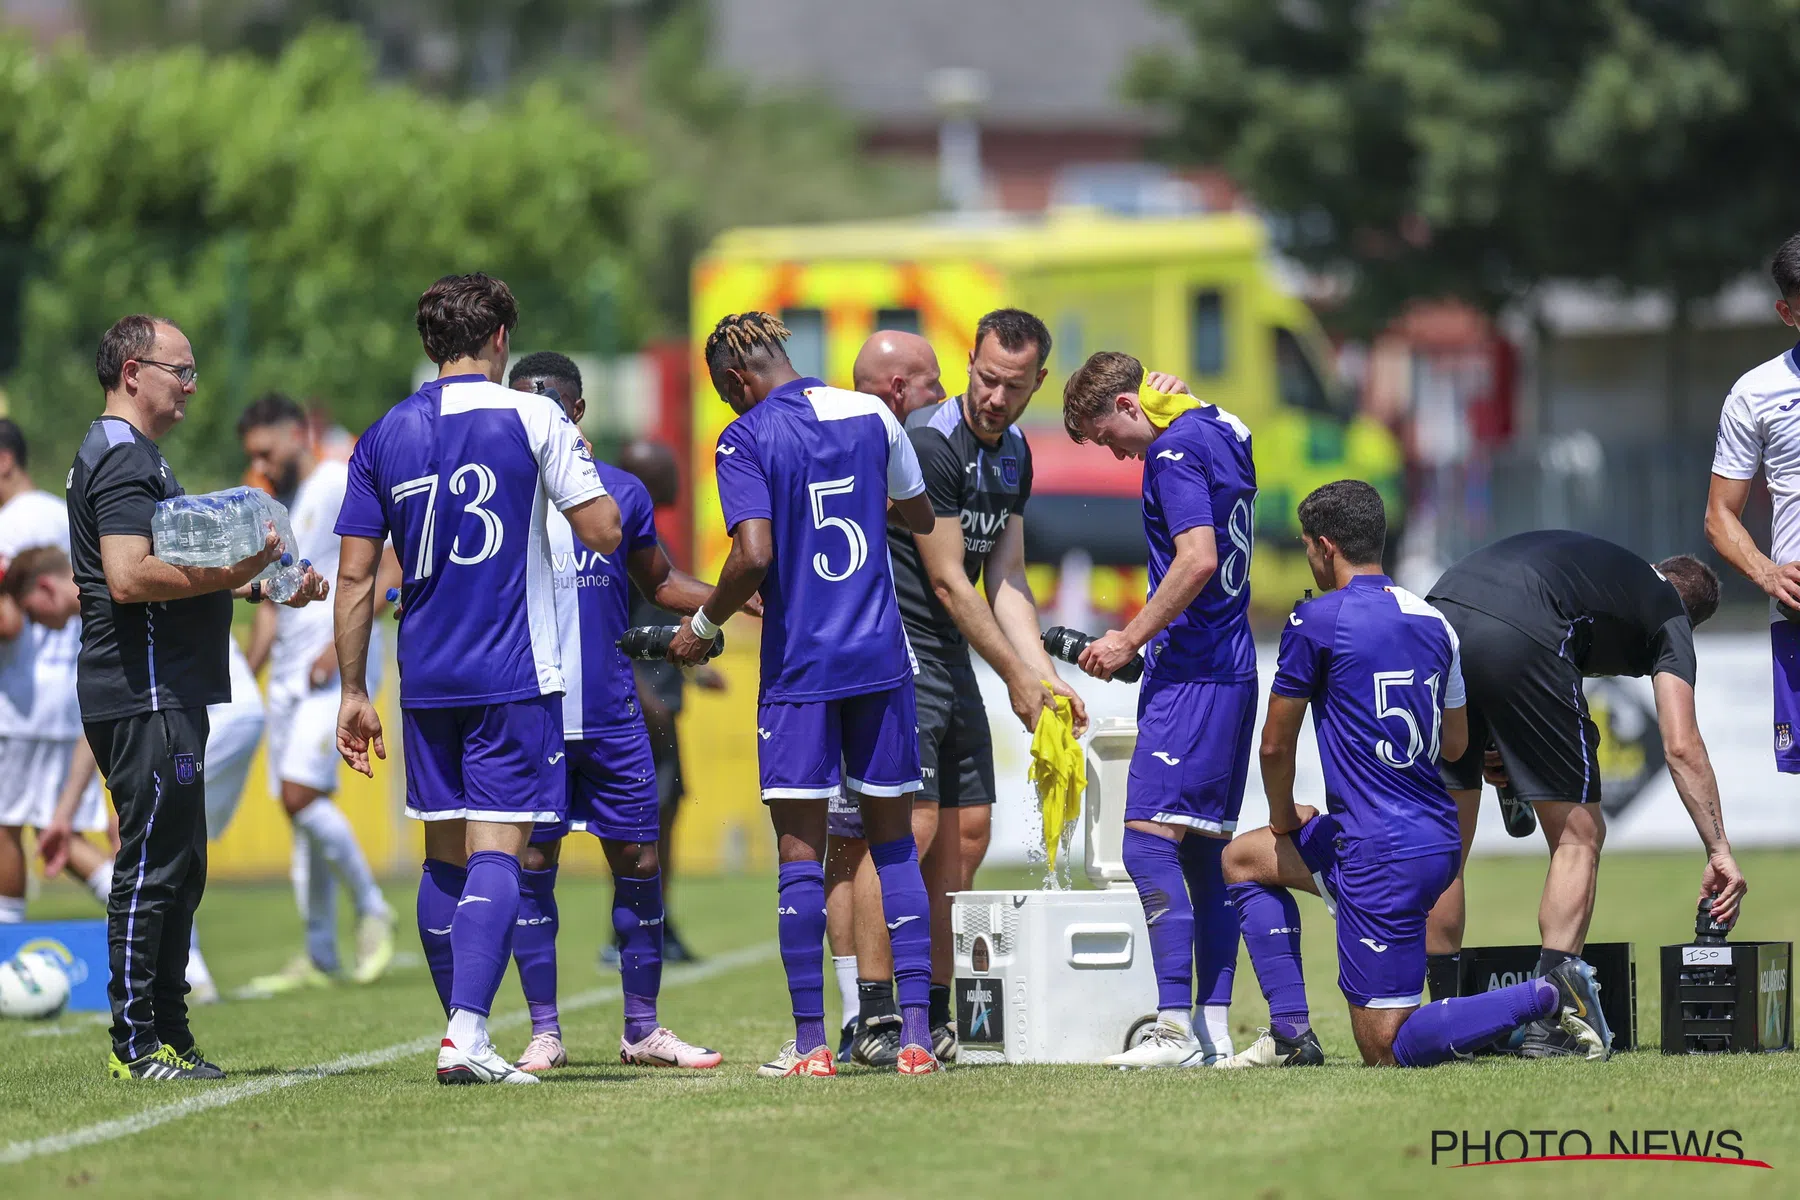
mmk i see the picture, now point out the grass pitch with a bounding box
[3,850,1797,1199]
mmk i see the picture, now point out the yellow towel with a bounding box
[1138,382,1204,431]
[1029,692,1087,871]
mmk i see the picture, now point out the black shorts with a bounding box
[1435,601,1600,805]
[915,651,995,809]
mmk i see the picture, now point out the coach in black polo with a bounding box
[69,314,324,1081]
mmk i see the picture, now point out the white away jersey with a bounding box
[270,459,349,685]
[1714,343,1800,569]
[0,489,82,738]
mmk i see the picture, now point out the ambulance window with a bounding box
[874,308,920,336]
[781,308,826,378]
[1190,290,1226,377]
[1274,328,1335,416]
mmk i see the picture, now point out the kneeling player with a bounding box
[1223,482,1608,1068]
[501,353,722,1071]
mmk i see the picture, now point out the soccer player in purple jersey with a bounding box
[1062,353,1256,1068]
[668,312,941,1076]
[501,352,728,1072]
[1221,481,1609,1068]
[332,275,623,1086]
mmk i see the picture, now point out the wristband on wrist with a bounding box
[689,608,720,641]
[248,581,263,604]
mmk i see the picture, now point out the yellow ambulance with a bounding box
[689,207,1404,619]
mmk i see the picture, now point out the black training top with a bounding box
[888,396,1034,657]
[67,417,232,721]
[1428,529,1697,685]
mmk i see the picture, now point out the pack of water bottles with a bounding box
[151,486,306,602]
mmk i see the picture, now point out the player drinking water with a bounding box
[668,312,941,1076]
[1062,353,1252,1068]
[500,351,725,1072]
[1223,481,1607,1068]
[333,274,621,1086]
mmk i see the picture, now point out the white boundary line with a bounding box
[2,941,776,1167]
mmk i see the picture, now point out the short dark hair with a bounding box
[416,273,518,365]
[1658,554,1720,627]
[1298,480,1387,566]
[236,392,306,438]
[1774,233,1800,302]
[1,545,70,600]
[0,418,25,468]
[703,312,792,381]
[974,308,1052,370]
[96,314,178,391]
[509,351,584,399]
[1061,351,1144,442]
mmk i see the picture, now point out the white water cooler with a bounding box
[951,718,1159,1063]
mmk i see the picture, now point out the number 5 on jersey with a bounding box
[391,463,505,578]
[808,476,867,581]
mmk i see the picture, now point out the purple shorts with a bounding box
[1773,621,1800,773]
[827,789,863,839]
[1294,813,1460,1009]
[402,694,565,824]
[758,685,922,802]
[531,723,660,845]
[1124,676,1257,834]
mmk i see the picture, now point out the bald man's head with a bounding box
[619,438,680,508]
[853,330,946,420]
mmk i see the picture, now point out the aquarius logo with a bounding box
[1763,962,1789,1046]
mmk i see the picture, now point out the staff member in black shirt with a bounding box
[1423,530,1747,1056]
[69,314,325,1081]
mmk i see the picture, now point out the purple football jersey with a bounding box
[548,462,659,738]
[1140,404,1258,681]
[336,374,606,708]
[1271,575,1465,862]
[713,377,925,702]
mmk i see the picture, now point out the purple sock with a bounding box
[1122,829,1194,1013]
[776,860,828,1053]
[1180,834,1237,1009]
[417,859,464,1015]
[868,836,932,1047]
[513,866,560,1035]
[614,871,664,1043]
[1394,978,1558,1067]
[1229,882,1310,1038]
[448,850,521,1019]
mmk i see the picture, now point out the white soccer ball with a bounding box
[0,950,72,1020]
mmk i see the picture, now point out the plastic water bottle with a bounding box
[152,486,304,599]
[1041,625,1144,683]
[616,624,727,662]
[1695,893,1736,944]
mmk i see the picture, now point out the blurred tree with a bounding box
[1135,0,1800,334]
[0,29,646,483]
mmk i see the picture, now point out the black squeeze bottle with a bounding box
[1695,892,1736,944]
[1041,626,1144,683]
[616,624,727,663]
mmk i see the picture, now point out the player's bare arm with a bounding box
[565,492,624,556]
[1651,671,1748,921]
[1079,524,1217,681]
[1440,704,1470,764]
[891,491,934,535]
[100,528,282,604]
[986,514,1087,733]
[625,540,763,619]
[1705,473,1800,606]
[1258,692,1312,835]
[35,734,100,877]
[332,533,385,776]
[915,514,1053,731]
[669,516,771,666]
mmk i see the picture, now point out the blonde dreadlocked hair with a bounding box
[704,312,793,380]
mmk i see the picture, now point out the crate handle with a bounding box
[1066,923,1134,968]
